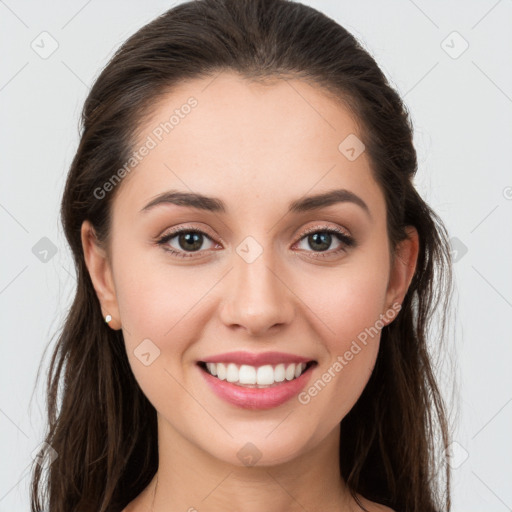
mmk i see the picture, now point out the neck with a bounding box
[136,416,355,512]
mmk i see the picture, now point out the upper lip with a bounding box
[199,351,316,366]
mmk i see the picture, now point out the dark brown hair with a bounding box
[30,1,455,511]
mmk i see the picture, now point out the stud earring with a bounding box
[105,314,112,324]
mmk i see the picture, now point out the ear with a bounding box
[383,225,419,319]
[81,220,121,330]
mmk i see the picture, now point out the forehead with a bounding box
[113,71,384,221]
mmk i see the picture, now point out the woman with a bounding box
[30,0,454,511]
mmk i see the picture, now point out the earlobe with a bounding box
[384,226,419,317]
[80,220,121,330]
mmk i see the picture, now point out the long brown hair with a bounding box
[30,1,455,511]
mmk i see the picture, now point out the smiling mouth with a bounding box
[197,360,317,388]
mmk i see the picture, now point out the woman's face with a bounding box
[83,71,416,467]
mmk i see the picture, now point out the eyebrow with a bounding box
[140,188,371,218]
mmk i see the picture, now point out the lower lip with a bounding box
[198,363,315,410]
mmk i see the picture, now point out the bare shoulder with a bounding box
[355,494,396,512]
[368,504,396,512]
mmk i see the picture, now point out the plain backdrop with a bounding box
[1,1,511,511]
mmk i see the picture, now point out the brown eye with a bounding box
[305,232,334,252]
[156,228,217,258]
[175,231,204,252]
[294,226,356,258]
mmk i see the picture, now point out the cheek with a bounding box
[114,264,206,415]
[112,250,212,391]
[301,253,390,349]
[332,272,389,345]
[294,251,390,413]
[114,248,211,343]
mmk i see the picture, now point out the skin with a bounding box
[82,71,418,512]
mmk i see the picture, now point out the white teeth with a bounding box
[256,365,274,385]
[226,363,238,383]
[206,362,217,376]
[239,365,256,384]
[203,361,309,386]
[274,363,285,382]
[216,362,227,380]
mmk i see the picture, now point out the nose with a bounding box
[218,247,295,337]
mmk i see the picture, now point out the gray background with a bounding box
[1,0,511,510]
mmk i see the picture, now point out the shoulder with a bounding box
[355,494,397,512]
[370,505,396,512]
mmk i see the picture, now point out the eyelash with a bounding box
[155,224,356,260]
